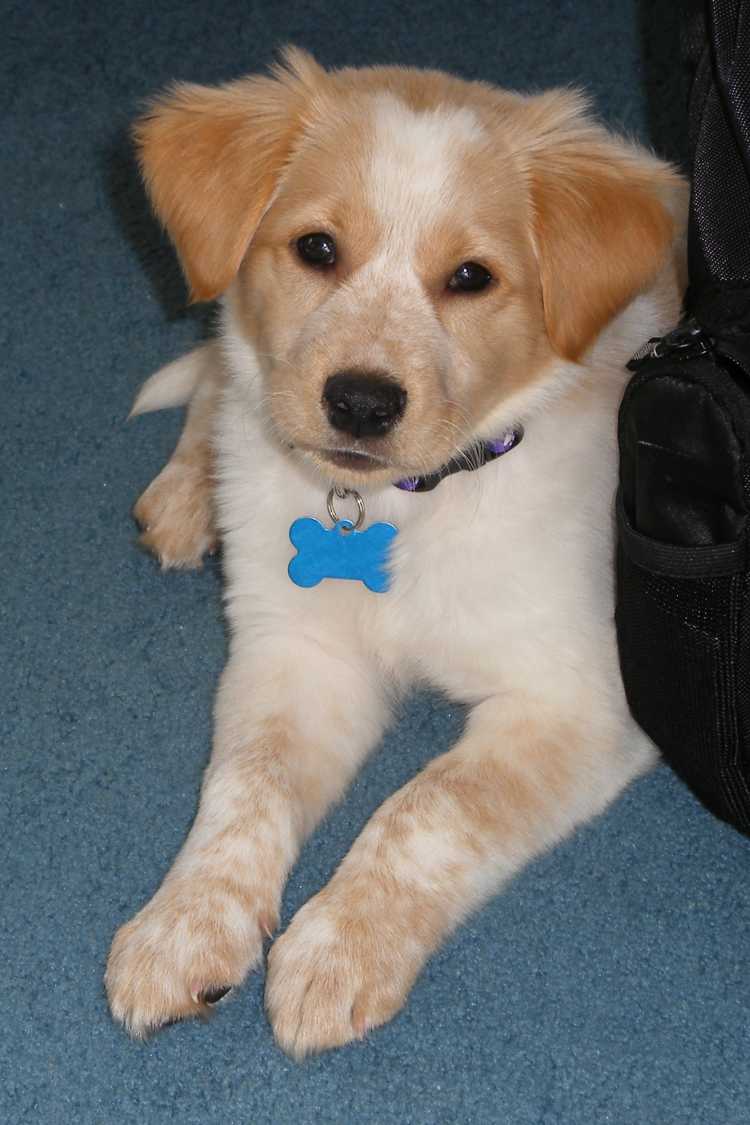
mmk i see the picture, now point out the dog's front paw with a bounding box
[106,876,275,1037]
[134,457,216,569]
[266,886,422,1059]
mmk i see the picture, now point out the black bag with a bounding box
[616,0,750,834]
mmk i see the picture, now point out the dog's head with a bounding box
[135,48,684,487]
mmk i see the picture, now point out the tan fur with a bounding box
[134,451,216,569]
[109,51,687,1056]
[106,718,296,1035]
[107,648,389,1036]
[135,56,680,491]
[134,48,325,301]
[267,710,607,1058]
[526,106,681,359]
[133,352,225,567]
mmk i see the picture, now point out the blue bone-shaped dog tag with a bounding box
[288,518,398,593]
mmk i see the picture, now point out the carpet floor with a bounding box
[3,1,748,1122]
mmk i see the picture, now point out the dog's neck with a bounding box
[393,428,523,493]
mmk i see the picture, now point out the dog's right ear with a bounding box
[134,47,324,302]
[522,90,685,362]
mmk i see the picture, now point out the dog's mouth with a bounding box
[319,448,388,472]
[290,440,433,488]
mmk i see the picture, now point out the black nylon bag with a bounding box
[617,327,750,831]
[616,0,750,834]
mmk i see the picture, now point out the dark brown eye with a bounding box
[296,232,336,267]
[447,261,493,293]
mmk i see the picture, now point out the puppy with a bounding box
[106,48,687,1057]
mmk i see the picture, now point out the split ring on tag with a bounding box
[326,487,366,530]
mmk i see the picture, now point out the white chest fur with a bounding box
[217,337,633,714]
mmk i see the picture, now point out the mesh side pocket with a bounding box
[616,497,750,832]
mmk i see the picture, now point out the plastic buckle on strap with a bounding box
[627,317,712,370]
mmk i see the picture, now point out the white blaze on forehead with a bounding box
[367,93,485,249]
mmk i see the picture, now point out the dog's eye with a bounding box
[296,232,337,267]
[447,262,493,293]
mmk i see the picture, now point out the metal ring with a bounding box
[326,487,366,530]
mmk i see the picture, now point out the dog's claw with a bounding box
[198,985,232,1005]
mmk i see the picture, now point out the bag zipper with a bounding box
[628,317,713,369]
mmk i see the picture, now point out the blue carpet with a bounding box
[4,1,749,1122]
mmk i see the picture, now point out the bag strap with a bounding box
[684,0,750,336]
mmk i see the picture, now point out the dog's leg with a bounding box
[266,695,653,1058]
[105,640,388,1037]
[132,343,224,569]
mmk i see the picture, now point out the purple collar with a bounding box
[394,427,523,493]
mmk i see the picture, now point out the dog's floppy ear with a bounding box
[525,92,684,362]
[133,47,324,302]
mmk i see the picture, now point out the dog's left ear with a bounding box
[525,92,686,361]
[134,47,325,302]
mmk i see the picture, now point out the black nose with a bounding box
[323,372,407,438]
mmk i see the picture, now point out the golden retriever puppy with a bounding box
[106,49,687,1057]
